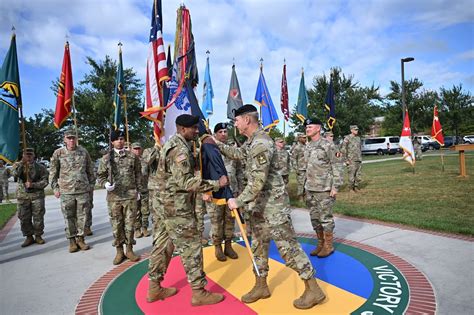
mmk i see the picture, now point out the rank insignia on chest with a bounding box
[256,153,268,165]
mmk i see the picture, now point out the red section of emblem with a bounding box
[230,88,239,98]
[135,256,256,314]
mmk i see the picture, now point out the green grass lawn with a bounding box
[289,153,474,236]
[0,203,17,230]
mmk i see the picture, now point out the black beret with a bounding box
[304,117,322,126]
[233,104,257,117]
[23,148,35,155]
[213,122,227,133]
[175,114,199,127]
[111,129,126,142]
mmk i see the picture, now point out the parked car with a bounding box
[443,136,456,148]
[362,136,400,155]
[415,135,440,151]
[463,135,474,144]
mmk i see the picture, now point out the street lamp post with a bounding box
[401,57,414,120]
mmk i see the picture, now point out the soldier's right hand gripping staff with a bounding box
[218,104,326,310]
[146,114,229,307]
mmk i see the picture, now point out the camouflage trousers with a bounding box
[134,191,150,229]
[296,170,306,196]
[207,202,235,244]
[60,193,89,239]
[107,199,137,247]
[249,192,315,280]
[347,161,362,189]
[85,190,94,229]
[148,200,207,289]
[1,182,8,201]
[195,194,209,236]
[415,147,423,160]
[306,191,335,232]
[17,197,45,236]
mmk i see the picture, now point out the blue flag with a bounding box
[202,55,214,118]
[0,34,21,164]
[324,80,336,129]
[255,69,279,130]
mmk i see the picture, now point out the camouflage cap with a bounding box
[64,126,77,137]
[325,131,334,137]
[23,148,35,155]
[274,137,285,142]
[131,142,142,149]
[350,125,359,130]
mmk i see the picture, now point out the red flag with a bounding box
[143,0,168,142]
[280,63,289,121]
[431,105,444,146]
[54,42,74,128]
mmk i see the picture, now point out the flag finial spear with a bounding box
[301,67,304,74]
[118,41,123,53]
[206,50,210,56]
[260,58,263,71]
[232,57,235,66]
[284,58,286,65]
[11,25,16,36]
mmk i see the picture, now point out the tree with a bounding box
[24,109,62,159]
[290,67,382,138]
[440,84,473,136]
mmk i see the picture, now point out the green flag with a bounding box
[296,69,308,123]
[113,45,125,130]
[0,34,21,164]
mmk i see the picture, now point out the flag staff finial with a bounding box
[301,67,304,74]
[284,58,286,65]
[206,50,210,56]
[118,41,123,53]
[232,57,235,66]
[260,58,263,71]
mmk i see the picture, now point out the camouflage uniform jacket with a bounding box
[97,149,143,201]
[291,142,306,171]
[274,147,290,176]
[0,166,11,184]
[49,146,95,195]
[12,161,49,199]
[303,137,343,192]
[217,129,286,209]
[158,134,220,214]
[341,134,362,162]
[143,145,161,191]
[221,142,239,193]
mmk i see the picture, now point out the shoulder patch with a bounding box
[256,152,268,165]
[176,153,187,163]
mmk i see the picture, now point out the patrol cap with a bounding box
[214,122,227,133]
[111,129,126,142]
[296,132,305,138]
[350,125,359,130]
[233,104,257,117]
[131,142,142,149]
[274,137,284,142]
[23,148,35,155]
[175,114,199,127]
[64,126,77,137]
[304,117,322,126]
[325,131,334,137]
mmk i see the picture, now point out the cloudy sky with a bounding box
[1,0,473,131]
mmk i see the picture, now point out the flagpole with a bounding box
[66,40,79,145]
[118,42,130,144]
[11,27,27,152]
[259,58,263,122]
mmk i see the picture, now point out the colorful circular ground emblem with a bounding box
[80,236,436,315]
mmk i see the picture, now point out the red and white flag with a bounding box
[143,0,168,142]
[400,110,415,165]
[431,105,444,146]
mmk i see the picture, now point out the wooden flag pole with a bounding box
[231,208,260,277]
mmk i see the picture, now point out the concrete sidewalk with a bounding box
[0,189,472,315]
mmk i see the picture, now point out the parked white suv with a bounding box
[463,135,474,144]
[362,137,400,155]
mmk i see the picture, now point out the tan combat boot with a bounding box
[35,235,45,245]
[134,229,143,239]
[293,278,326,309]
[142,227,150,237]
[191,288,224,306]
[76,236,90,250]
[84,227,93,236]
[146,279,178,302]
[224,240,238,259]
[310,229,325,256]
[21,236,35,248]
[69,238,79,253]
[317,231,334,258]
[241,276,271,303]
[215,244,226,261]
[113,245,125,265]
[125,244,140,262]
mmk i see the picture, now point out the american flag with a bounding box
[144,0,168,142]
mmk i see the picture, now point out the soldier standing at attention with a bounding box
[221,105,326,310]
[12,148,49,247]
[303,119,343,258]
[97,130,143,265]
[274,137,290,188]
[146,114,228,306]
[131,142,151,238]
[50,127,95,253]
[0,160,12,203]
[291,133,307,198]
[341,125,362,192]
[413,136,423,161]
[142,142,161,227]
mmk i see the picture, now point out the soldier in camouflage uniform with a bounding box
[0,160,12,203]
[274,137,290,188]
[147,114,228,306]
[131,142,151,238]
[221,105,326,310]
[341,125,362,192]
[50,127,95,253]
[291,133,307,198]
[413,136,423,161]
[12,148,48,247]
[303,118,343,258]
[97,130,143,265]
[142,143,161,226]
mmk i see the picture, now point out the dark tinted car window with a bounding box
[389,137,399,143]
[365,138,385,144]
